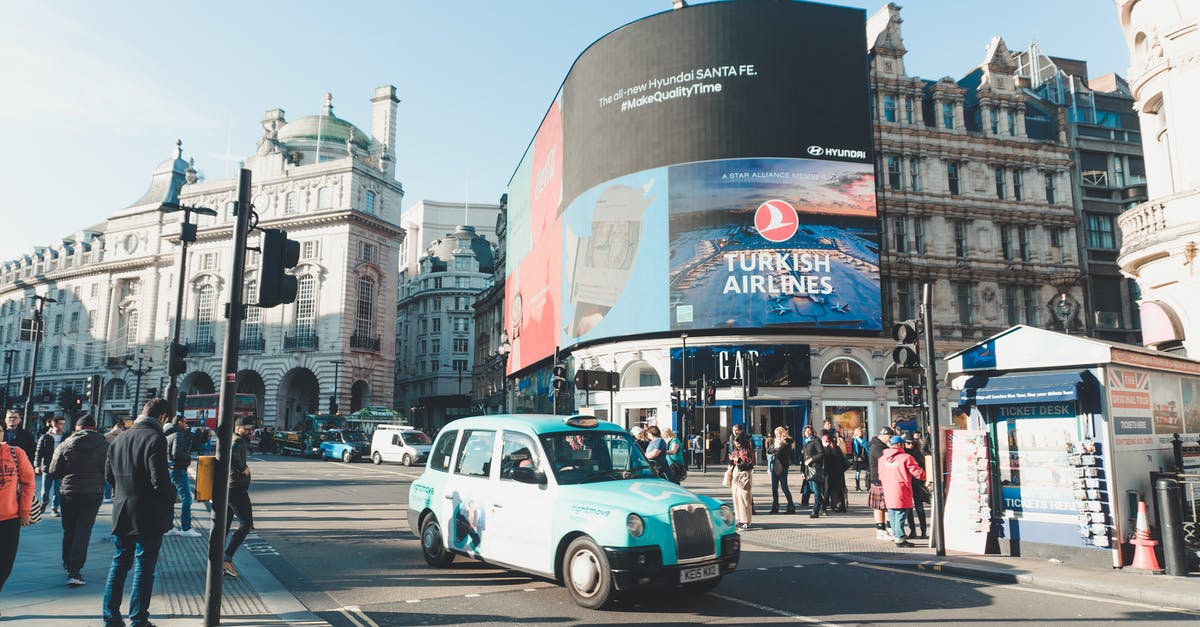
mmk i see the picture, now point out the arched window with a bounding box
[883,364,921,387]
[820,358,870,386]
[285,191,299,214]
[317,187,332,209]
[355,277,375,338]
[105,379,128,401]
[621,361,662,388]
[294,275,316,339]
[195,285,215,346]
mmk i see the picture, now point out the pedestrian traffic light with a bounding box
[670,390,680,412]
[169,341,189,377]
[256,228,301,308]
[910,379,925,407]
[891,319,921,368]
[552,362,567,391]
[705,381,716,405]
[898,381,913,405]
[20,376,31,398]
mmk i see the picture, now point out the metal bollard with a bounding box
[1155,477,1188,577]
[194,455,216,502]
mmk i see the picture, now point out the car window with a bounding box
[428,430,458,473]
[404,431,432,445]
[499,431,542,481]
[454,430,496,478]
[392,434,401,447]
[539,431,656,485]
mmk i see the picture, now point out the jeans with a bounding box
[888,508,910,543]
[103,533,163,627]
[169,468,192,531]
[0,518,19,592]
[770,468,793,508]
[60,494,102,576]
[104,481,113,500]
[224,486,254,559]
[40,474,61,511]
[807,479,825,515]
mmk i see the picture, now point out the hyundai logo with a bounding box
[807,145,824,156]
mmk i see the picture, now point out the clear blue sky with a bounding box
[0,0,1130,262]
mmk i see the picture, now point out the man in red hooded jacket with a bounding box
[878,435,926,547]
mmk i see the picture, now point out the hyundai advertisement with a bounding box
[506,0,877,374]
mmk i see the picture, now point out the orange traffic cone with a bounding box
[1129,500,1162,572]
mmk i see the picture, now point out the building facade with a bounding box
[1116,0,1200,356]
[394,205,499,430]
[0,86,405,427]
[471,194,509,416]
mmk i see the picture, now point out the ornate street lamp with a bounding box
[497,330,511,414]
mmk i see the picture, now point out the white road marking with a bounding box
[465,593,481,598]
[708,592,843,626]
[344,605,380,627]
[405,599,421,604]
[849,562,1200,615]
[336,607,367,627]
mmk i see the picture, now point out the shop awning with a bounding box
[960,370,1095,406]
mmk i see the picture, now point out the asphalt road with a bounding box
[243,454,1199,627]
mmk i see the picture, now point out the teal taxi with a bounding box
[407,415,740,608]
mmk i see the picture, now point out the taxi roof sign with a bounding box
[564,416,599,428]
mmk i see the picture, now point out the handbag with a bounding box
[722,465,734,487]
[8,447,42,525]
[670,462,688,483]
[735,469,751,488]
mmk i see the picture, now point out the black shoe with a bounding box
[786,506,796,514]
[769,507,779,514]
[810,512,819,518]
[894,540,916,548]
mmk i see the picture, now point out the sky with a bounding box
[0,0,1131,262]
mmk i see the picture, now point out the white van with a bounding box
[370,424,433,466]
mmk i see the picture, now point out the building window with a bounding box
[285,192,299,214]
[244,281,262,341]
[294,276,316,338]
[1113,156,1126,187]
[69,311,79,334]
[195,285,215,346]
[301,240,320,259]
[1007,109,1017,136]
[1005,285,1020,326]
[913,218,926,254]
[1050,227,1063,248]
[942,102,955,129]
[50,346,60,371]
[200,252,219,271]
[356,278,375,338]
[453,359,468,373]
[65,347,76,370]
[1086,214,1116,249]
[431,339,441,354]
[364,190,376,214]
[431,318,441,333]
[956,282,974,325]
[909,159,921,191]
[999,224,1012,260]
[1080,151,1109,186]
[947,162,961,195]
[1022,286,1039,326]
[1045,172,1057,203]
[122,309,139,353]
[53,314,63,335]
[995,167,1006,199]
[819,359,870,386]
[317,187,332,209]
[1018,226,1031,261]
[1013,169,1023,201]
[359,242,376,263]
[453,338,468,353]
[453,318,469,332]
[90,283,98,298]
[989,108,999,134]
[883,94,897,122]
[83,344,93,367]
[954,220,969,258]
[892,216,908,253]
[887,156,902,190]
[896,279,916,321]
[904,97,915,124]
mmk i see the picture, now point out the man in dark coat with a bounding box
[48,414,109,586]
[3,410,36,461]
[802,430,827,518]
[163,418,200,537]
[35,415,66,516]
[102,398,175,627]
[222,416,256,577]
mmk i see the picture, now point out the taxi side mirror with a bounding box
[512,467,546,485]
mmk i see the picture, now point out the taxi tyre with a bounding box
[372,452,383,465]
[342,449,353,463]
[563,536,615,609]
[402,453,413,466]
[420,514,454,567]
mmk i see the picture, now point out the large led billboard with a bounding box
[506,0,877,374]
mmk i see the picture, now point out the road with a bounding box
[241,454,1198,626]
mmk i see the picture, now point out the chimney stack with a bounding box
[371,85,400,178]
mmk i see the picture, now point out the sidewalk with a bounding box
[682,467,1200,612]
[2,499,328,625]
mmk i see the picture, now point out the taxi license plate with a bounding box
[679,564,719,583]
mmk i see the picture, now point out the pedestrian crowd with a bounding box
[0,400,258,626]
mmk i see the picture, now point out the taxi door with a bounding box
[485,429,555,575]
[439,428,497,560]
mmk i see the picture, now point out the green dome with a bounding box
[276,94,370,149]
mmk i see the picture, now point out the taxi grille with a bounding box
[671,505,715,562]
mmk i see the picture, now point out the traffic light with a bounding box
[19,376,31,398]
[704,380,716,405]
[552,362,567,391]
[898,381,913,405]
[169,341,189,377]
[910,378,925,407]
[85,374,102,405]
[256,229,301,308]
[670,390,680,412]
[890,319,921,368]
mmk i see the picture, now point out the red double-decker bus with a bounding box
[178,393,257,430]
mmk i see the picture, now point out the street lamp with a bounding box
[157,140,217,419]
[497,330,510,414]
[329,359,344,414]
[127,348,153,409]
[22,294,56,429]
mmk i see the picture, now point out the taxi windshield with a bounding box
[539,431,657,485]
[342,430,368,443]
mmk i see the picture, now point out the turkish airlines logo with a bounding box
[754,200,799,243]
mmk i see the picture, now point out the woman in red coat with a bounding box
[877,435,925,547]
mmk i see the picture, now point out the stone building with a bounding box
[1116,0,1200,356]
[0,87,405,427]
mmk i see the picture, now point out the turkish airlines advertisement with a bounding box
[505,0,878,373]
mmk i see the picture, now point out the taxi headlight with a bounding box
[718,504,735,526]
[626,513,645,538]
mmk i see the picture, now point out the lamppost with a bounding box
[2,349,17,411]
[22,294,56,429]
[157,140,218,419]
[497,330,510,414]
[329,359,344,414]
[127,348,153,410]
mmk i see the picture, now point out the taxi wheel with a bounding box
[402,453,413,467]
[372,452,383,465]
[563,537,613,609]
[342,450,353,463]
[420,515,454,567]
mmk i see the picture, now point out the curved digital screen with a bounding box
[506,0,878,374]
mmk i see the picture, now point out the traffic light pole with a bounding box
[166,209,196,419]
[922,282,946,557]
[22,295,53,431]
[204,168,252,626]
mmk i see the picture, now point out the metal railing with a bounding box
[284,332,319,351]
[239,336,265,352]
[350,332,381,352]
[187,339,217,356]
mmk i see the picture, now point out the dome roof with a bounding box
[276,93,370,149]
[426,225,495,274]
